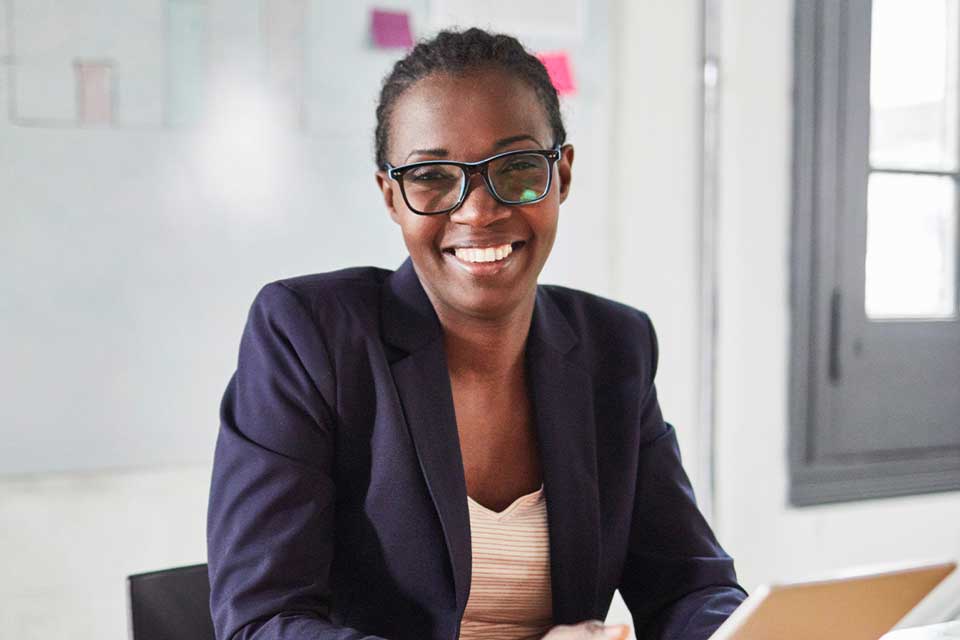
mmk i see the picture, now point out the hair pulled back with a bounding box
[374,27,566,168]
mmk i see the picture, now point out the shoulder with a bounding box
[537,283,659,382]
[244,266,391,346]
[252,266,389,318]
[273,265,390,305]
[538,283,652,335]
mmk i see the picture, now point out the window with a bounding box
[790,0,960,506]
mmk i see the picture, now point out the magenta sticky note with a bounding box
[371,9,413,49]
[536,51,576,96]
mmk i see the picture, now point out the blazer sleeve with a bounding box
[206,282,390,640]
[617,313,748,640]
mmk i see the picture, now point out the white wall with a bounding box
[713,0,960,618]
[600,1,704,632]
[0,467,209,639]
[608,0,704,499]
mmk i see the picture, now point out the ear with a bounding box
[557,144,574,204]
[375,170,402,225]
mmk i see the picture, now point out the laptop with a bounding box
[708,560,957,640]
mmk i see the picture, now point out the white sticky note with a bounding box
[262,0,307,128]
[167,0,208,127]
[428,0,585,42]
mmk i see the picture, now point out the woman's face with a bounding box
[375,68,574,324]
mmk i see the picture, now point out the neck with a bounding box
[434,292,536,381]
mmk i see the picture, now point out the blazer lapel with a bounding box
[526,286,601,624]
[381,258,473,614]
[381,258,601,624]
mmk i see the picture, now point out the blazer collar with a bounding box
[381,257,601,624]
[380,257,442,355]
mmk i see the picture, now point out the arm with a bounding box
[617,314,747,640]
[207,282,389,640]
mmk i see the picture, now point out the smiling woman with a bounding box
[206,27,747,640]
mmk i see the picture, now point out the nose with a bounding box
[448,172,511,226]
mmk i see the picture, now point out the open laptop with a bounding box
[708,560,957,640]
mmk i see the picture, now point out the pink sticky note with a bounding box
[75,60,114,125]
[536,51,576,96]
[371,9,413,49]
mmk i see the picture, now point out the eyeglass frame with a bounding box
[382,145,563,216]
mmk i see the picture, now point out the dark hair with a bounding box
[374,27,567,168]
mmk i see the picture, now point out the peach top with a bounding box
[459,483,553,640]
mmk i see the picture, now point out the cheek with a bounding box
[397,214,444,253]
[531,205,559,242]
[537,222,559,257]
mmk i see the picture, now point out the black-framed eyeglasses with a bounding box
[383,146,562,216]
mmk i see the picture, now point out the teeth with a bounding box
[454,243,514,263]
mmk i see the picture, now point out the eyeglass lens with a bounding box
[402,152,551,214]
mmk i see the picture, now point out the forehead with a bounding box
[387,68,552,163]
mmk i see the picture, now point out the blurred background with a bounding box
[2,0,959,638]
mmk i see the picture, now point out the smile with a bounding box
[442,241,526,275]
[454,243,513,263]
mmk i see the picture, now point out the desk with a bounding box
[883,622,960,639]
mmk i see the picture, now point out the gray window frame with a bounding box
[790,0,960,506]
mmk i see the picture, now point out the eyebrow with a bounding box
[403,134,544,162]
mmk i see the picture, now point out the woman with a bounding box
[207,28,747,640]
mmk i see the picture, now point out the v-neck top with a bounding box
[459,483,553,639]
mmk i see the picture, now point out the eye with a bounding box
[498,156,543,174]
[408,166,458,182]
[502,160,537,172]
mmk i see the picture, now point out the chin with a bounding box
[450,285,533,320]
[414,252,540,321]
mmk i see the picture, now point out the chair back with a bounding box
[127,563,214,640]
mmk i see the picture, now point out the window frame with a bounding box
[789,0,960,506]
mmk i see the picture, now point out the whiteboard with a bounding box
[0,0,613,473]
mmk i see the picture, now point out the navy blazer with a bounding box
[207,257,747,640]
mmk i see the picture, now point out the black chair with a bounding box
[127,563,215,640]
